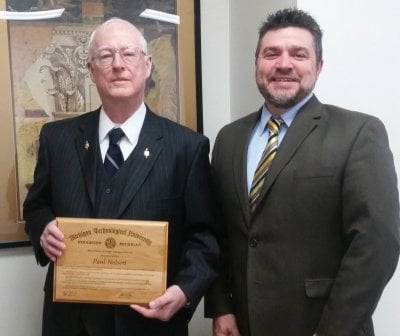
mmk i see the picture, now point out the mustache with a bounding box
[271,72,299,81]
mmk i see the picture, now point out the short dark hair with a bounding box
[255,8,323,63]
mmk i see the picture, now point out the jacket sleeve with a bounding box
[23,123,55,266]
[172,137,221,313]
[317,117,400,335]
[204,132,235,318]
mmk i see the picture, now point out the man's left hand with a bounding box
[130,285,188,321]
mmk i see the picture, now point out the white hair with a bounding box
[87,18,148,61]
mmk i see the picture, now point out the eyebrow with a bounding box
[261,45,311,54]
[95,45,137,52]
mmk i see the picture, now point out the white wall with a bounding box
[297,1,400,334]
[200,0,231,147]
[229,0,295,122]
[0,247,45,335]
[188,1,231,334]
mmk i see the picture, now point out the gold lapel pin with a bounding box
[84,140,90,151]
[144,148,150,159]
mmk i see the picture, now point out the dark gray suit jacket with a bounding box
[24,107,219,335]
[205,96,400,336]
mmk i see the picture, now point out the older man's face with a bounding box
[87,21,152,107]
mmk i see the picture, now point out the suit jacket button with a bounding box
[105,188,111,194]
[249,238,258,247]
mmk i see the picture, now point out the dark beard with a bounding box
[257,81,313,110]
[264,87,310,110]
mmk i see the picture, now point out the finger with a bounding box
[150,285,186,310]
[149,297,167,310]
[130,304,147,314]
[130,304,171,322]
[43,246,60,261]
[46,222,64,240]
[42,220,65,246]
[46,234,66,250]
[130,304,158,318]
[41,235,65,262]
[43,237,64,258]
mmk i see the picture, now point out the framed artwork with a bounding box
[0,0,202,247]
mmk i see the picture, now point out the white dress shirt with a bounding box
[99,102,146,162]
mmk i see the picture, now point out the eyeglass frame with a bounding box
[89,46,148,67]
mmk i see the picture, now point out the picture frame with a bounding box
[0,0,202,247]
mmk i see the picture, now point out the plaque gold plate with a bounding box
[53,217,168,305]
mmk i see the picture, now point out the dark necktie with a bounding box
[249,117,284,212]
[104,128,125,176]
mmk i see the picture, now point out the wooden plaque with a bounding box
[53,217,168,305]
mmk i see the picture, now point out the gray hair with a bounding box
[87,18,148,61]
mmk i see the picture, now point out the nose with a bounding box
[112,51,125,67]
[276,53,293,69]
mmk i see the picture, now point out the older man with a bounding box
[24,18,219,336]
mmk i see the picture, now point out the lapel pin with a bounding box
[144,148,150,159]
[84,140,90,151]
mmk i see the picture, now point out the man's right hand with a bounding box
[213,314,241,336]
[40,219,65,262]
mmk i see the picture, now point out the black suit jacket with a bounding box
[24,107,219,335]
[205,95,400,336]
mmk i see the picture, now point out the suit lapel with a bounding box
[115,109,162,216]
[75,110,100,209]
[233,111,260,226]
[256,96,322,206]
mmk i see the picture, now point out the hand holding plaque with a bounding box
[53,217,168,305]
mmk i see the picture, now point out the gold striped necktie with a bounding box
[249,117,283,212]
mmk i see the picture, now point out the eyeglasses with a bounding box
[91,47,146,67]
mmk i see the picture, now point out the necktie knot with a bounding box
[267,117,284,135]
[108,127,125,145]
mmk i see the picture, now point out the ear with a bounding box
[145,55,152,79]
[316,59,324,76]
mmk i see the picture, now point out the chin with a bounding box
[272,91,297,101]
[266,92,301,109]
[109,88,135,97]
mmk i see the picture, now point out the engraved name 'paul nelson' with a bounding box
[92,257,128,266]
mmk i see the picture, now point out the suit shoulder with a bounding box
[41,110,98,132]
[150,111,209,144]
[321,103,385,128]
[322,104,381,122]
[217,111,259,138]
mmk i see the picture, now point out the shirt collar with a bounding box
[258,92,313,135]
[99,102,146,144]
